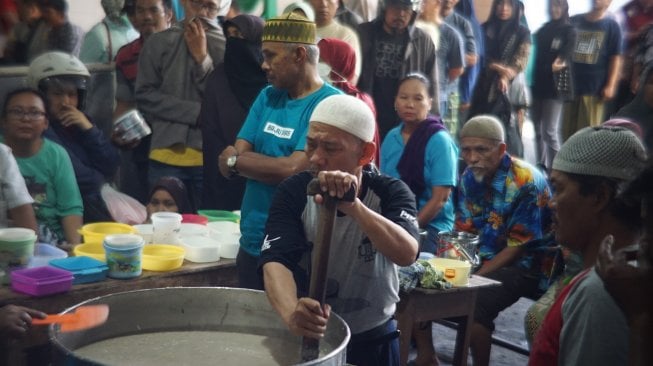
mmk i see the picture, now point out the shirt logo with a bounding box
[261,235,281,251]
[358,237,376,262]
[264,122,295,139]
[400,210,418,228]
[573,30,605,65]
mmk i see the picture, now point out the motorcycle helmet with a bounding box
[27,51,91,110]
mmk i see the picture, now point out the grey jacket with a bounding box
[135,21,226,151]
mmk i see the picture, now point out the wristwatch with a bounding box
[227,154,239,177]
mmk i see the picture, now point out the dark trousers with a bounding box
[347,318,400,366]
[83,194,113,223]
[236,248,264,290]
[474,266,539,331]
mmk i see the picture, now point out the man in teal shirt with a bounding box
[218,13,340,289]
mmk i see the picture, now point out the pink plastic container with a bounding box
[11,266,73,296]
[181,214,208,225]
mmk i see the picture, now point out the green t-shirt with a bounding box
[11,138,83,240]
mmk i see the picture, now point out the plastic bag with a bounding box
[100,184,147,225]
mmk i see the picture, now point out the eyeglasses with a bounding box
[189,0,219,16]
[5,109,46,121]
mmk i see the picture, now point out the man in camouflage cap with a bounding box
[218,12,341,290]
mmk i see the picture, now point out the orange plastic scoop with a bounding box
[32,305,109,332]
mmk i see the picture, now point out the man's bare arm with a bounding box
[219,140,310,185]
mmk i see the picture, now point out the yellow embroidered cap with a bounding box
[262,12,316,45]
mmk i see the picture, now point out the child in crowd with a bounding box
[28,51,120,224]
[1,88,83,247]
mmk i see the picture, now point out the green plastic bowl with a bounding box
[197,210,240,223]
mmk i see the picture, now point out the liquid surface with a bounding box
[73,331,334,365]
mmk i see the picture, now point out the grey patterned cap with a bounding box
[553,126,648,181]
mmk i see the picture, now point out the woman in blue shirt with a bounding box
[380,73,459,254]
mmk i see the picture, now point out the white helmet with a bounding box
[27,51,91,110]
[27,51,90,88]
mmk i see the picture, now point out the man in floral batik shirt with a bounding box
[454,115,552,366]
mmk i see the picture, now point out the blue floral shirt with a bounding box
[455,154,552,270]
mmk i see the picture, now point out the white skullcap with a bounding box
[460,115,505,142]
[553,126,648,181]
[310,94,376,142]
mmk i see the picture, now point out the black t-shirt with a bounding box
[570,15,622,96]
[533,20,576,99]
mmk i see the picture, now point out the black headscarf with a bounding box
[149,176,194,214]
[484,0,529,62]
[549,0,570,24]
[223,15,267,109]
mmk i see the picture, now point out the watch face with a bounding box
[228,155,237,167]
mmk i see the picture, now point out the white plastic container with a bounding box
[179,223,209,238]
[132,224,153,244]
[207,221,240,234]
[218,232,240,259]
[180,235,220,263]
[151,212,182,244]
[28,243,68,268]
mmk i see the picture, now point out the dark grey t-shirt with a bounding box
[373,31,406,138]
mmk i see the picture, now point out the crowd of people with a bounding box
[0,0,652,365]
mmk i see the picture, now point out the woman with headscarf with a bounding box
[380,73,458,366]
[469,0,530,157]
[615,64,653,152]
[146,176,193,221]
[317,37,381,164]
[198,14,267,211]
[531,0,576,171]
[381,73,458,250]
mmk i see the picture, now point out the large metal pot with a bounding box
[50,287,350,366]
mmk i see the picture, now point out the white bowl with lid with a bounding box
[180,235,220,263]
